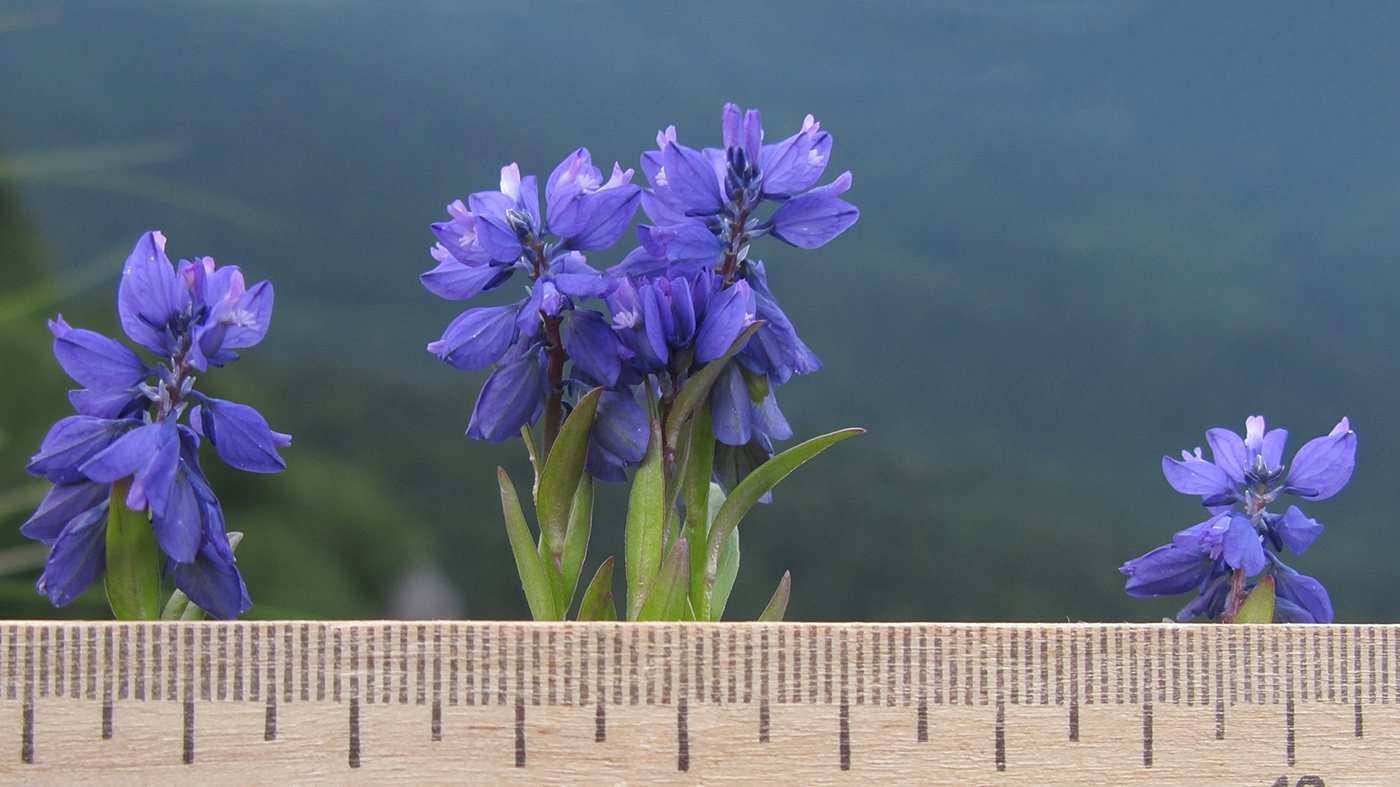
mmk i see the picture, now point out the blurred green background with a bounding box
[1,1,1396,622]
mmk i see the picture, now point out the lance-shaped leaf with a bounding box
[757,571,791,622]
[709,526,740,620]
[576,556,616,622]
[537,387,602,571]
[558,476,593,615]
[1232,575,1276,625]
[498,468,558,621]
[635,537,689,622]
[663,322,762,453]
[683,406,717,617]
[706,428,863,593]
[626,413,664,619]
[105,478,160,620]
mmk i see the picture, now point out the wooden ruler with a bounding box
[0,621,1394,785]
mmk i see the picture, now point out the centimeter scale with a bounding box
[0,621,1394,785]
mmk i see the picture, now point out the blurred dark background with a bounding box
[1,1,1396,622]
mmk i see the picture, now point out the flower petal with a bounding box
[1120,544,1217,597]
[768,171,859,249]
[1283,417,1356,500]
[117,231,186,354]
[564,309,622,388]
[1276,505,1324,554]
[466,348,549,443]
[19,480,109,545]
[196,397,288,473]
[1161,450,1232,497]
[1221,514,1266,575]
[35,502,108,607]
[1205,428,1246,486]
[28,416,139,484]
[48,316,149,392]
[1272,565,1333,623]
[428,304,520,371]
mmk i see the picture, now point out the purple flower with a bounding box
[638,104,858,274]
[21,232,283,618]
[1122,415,1351,622]
[424,151,642,469]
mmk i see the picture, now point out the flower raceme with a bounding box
[421,104,858,490]
[1120,416,1355,623]
[22,231,288,619]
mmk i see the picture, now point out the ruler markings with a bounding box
[777,627,786,704]
[201,626,211,703]
[888,627,898,707]
[994,697,1005,772]
[839,629,850,770]
[917,627,928,743]
[101,627,113,739]
[418,625,428,706]
[38,628,48,702]
[747,628,755,705]
[903,627,912,708]
[53,628,63,700]
[250,623,261,702]
[663,628,672,707]
[531,629,541,708]
[563,626,572,706]
[6,623,1400,778]
[1215,628,1225,739]
[1068,629,1079,740]
[348,628,359,768]
[1083,627,1092,707]
[760,628,769,715]
[1142,701,1153,768]
[216,625,227,701]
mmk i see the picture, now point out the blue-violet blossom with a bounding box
[21,231,288,619]
[1120,415,1355,623]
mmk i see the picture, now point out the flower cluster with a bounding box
[423,104,858,483]
[1120,416,1355,623]
[21,231,288,619]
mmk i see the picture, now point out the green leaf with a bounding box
[757,571,791,622]
[635,537,689,622]
[682,406,716,617]
[1232,575,1276,624]
[537,387,602,571]
[519,424,542,506]
[626,413,665,620]
[497,467,559,621]
[705,428,863,595]
[575,556,616,622]
[104,479,160,620]
[559,476,593,615]
[663,322,762,453]
[709,523,740,621]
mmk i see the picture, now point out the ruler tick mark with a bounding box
[677,697,689,771]
[21,701,33,764]
[182,700,194,764]
[994,698,1005,772]
[264,696,277,741]
[348,697,360,768]
[514,694,526,767]
[1142,702,1153,768]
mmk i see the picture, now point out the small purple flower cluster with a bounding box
[21,232,288,619]
[1120,416,1355,623]
[423,104,858,482]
